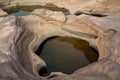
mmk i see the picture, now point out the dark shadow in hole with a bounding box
[74,12,82,16]
[90,14,107,17]
[39,67,48,76]
[74,11,107,17]
[90,47,99,58]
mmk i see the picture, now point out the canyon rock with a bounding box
[0,9,8,16]
[0,0,120,80]
[2,0,120,15]
[31,9,66,22]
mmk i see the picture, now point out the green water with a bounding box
[36,37,98,76]
[10,11,30,16]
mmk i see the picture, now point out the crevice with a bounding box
[38,67,48,77]
[90,13,107,17]
[74,11,107,17]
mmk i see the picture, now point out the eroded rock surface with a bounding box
[1,0,120,15]
[0,0,120,80]
[0,8,8,16]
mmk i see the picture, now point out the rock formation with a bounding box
[0,0,120,80]
[2,0,120,14]
[0,8,8,16]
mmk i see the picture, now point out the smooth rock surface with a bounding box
[0,9,8,16]
[31,9,66,22]
[0,0,120,80]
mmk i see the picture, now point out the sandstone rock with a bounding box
[31,8,66,22]
[0,9,8,16]
[0,16,44,80]
[0,0,9,6]
[0,1,120,80]
[18,9,120,80]
[2,0,120,15]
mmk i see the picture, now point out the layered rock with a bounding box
[0,0,120,80]
[2,0,120,15]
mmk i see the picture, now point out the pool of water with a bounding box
[10,11,30,16]
[6,5,70,16]
[35,37,98,76]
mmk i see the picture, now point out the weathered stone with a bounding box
[0,0,9,6]
[0,0,120,80]
[2,0,120,15]
[31,9,66,22]
[0,9,8,16]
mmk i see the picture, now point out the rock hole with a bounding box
[4,5,70,16]
[74,11,107,17]
[38,67,48,76]
[35,37,99,76]
[90,13,107,17]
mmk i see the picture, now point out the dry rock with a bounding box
[0,9,8,16]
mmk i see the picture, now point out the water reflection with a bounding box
[36,37,98,76]
[7,5,70,16]
[10,11,30,16]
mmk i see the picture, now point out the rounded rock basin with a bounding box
[35,37,99,76]
[7,5,70,16]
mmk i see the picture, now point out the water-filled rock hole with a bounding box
[4,5,70,16]
[35,37,99,76]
